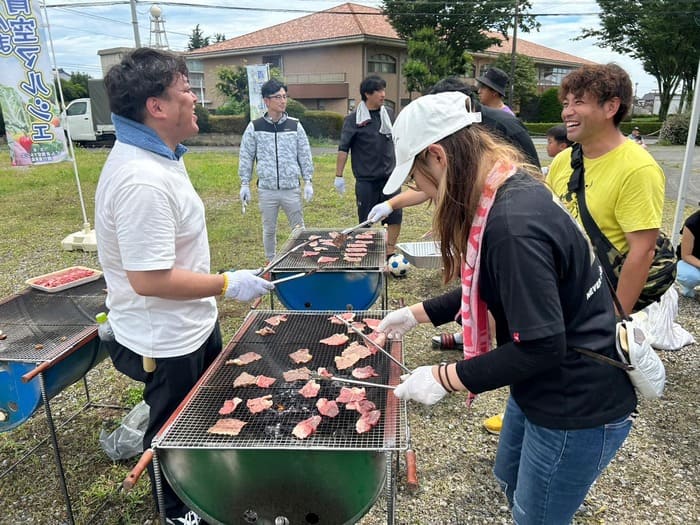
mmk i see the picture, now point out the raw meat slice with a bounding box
[319,239,337,246]
[256,375,277,388]
[363,318,381,331]
[328,231,341,239]
[312,246,329,252]
[316,398,339,418]
[366,331,387,352]
[289,348,313,364]
[308,235,322,241]
[226,351,262,366]
[353,239,374,245]
[343,255,363,263]
[30,267,98,289]
[335,387,366,404]
[355,232,374,239]
[342,342,372,359]
[309,240,319,247]
[207,418,247,436]
[352,365,378,379]
[302,250,318,257]
[346,399,377,414]
[218,397,243,415]
[329,312,355,324]
[255,326,276,336]
[298,379,321,398]
[320,333,349,346]
[233,371,258,388]
[264,314,288,327]
[345,245,368,252]
[317,256,339,264]
[292,415,322,439]
[283,367,312,382]
[334,353,360,370]
[247,394,273,414]
[356,409,381,434]
[316,367,333,378]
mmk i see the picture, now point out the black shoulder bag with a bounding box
[567,143,676,310]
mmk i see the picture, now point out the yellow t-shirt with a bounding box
[546,140,665,253]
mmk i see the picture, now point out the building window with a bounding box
[538,65,576,87]
[262,55,282,69]
[348,98,356,113]
[368,54,396,74]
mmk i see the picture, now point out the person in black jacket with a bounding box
[378,92,636,524]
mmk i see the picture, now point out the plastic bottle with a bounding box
[96,311,115,342]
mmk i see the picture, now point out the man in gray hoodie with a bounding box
[238,78,314,262]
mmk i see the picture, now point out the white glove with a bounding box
[303,181,314,202]
[378,307,418,339]
[223,269,274,302]
[239,184,251,205]
[367,201,393,223]
[393,366,448,405]
[334,177,345,195]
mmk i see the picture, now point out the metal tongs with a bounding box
[311,371,395,390]
[256,238,314,277]
[332,314,412,375]
[332,219,375,248]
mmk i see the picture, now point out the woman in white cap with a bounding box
[378,91,637,524]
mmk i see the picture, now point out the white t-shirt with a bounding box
[95,142,217,358]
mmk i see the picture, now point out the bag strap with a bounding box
[573,346,634,371]
[567,144,621,290]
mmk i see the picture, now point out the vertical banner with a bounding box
[0,0,68,166]
[246,64,269,121]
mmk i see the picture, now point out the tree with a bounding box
[213,33,226,43]
[404,27,462,95]
[490,53,537,108]
[578,0,700,120]
[187,24,210,50]
[382,0,538,75]
[54,71,91,105]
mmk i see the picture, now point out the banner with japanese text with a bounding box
[246,64,270,121]
[0,0,68,166]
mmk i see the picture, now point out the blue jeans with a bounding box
[493,396,632,525]
[677,260,700,297]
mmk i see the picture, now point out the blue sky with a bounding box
[40,0,658,96]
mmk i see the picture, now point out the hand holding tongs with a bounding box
[332,314,412,375]
[332,219,375,247]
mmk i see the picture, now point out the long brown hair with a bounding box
[411,127,539,283]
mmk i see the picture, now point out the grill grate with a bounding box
[272,228,386,271]
[0,279,106,362]
[157,310,406,451]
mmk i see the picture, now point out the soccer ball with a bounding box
[387,253,411,277]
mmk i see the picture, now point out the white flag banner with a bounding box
[0,0,68,166]
[246,64,269,121]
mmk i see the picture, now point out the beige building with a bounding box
[186,3,408,114]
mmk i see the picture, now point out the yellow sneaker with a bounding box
[483,413,504,434]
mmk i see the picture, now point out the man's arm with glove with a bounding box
[367,201,393,223]
[303,181,314,202]
[378,304,430,339]
[239,184,251,205]
[222,269,274,302]
[393,366,448,405]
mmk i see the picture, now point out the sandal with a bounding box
[431,333,463,350]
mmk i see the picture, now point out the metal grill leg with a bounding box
[39,373,75,525]
[385,451,397,525]
[152,450,168,525]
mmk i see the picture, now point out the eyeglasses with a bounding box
[267,94,288,100]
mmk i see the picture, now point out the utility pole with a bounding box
[508,0,519,108]
[130,0,141,47]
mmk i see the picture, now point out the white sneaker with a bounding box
[166,511,201,525]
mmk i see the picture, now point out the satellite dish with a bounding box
[150,4,162,17]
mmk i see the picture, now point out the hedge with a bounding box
[209,115,249,135]
[523,121,663,136]
[300,110,344,139]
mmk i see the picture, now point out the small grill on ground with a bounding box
[153,310,407,525]
[271,228,387,310]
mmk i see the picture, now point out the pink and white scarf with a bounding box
[461,161,516,405]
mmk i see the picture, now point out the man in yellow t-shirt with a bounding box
[546,64,665,314]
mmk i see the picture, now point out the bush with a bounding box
[194,104,211,133]
[300,110,344,139]
[538,88,562,123]
[286,98,307,119]
[620,121,663,136]
[658,113,699,145]
[209,115,249,135]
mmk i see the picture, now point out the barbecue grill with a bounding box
[152,309,407,525]
[0,278,107,432]
[271,228,387,310]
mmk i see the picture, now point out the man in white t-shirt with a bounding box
[95,48,273,525]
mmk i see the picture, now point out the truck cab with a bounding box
[62,79,115,144]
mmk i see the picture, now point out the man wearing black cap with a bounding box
[477,66,515,116]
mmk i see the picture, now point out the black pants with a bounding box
[106,322,222,519]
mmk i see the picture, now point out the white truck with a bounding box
[62,79,115,144]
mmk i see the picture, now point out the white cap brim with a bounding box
[383,157,415,195]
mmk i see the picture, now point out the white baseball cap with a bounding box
[383,91,481,195]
